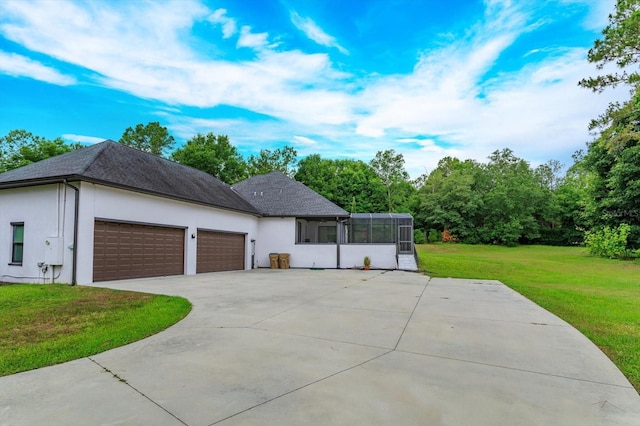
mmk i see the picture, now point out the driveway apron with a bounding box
[1,270,638,426]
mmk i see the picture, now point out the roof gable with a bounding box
[233,171,348,217]
[0,140,259,214]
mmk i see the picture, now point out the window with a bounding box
[11,223,24,264]
[318,226,337,243]
[296,218,340,244]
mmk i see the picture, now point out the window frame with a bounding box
[10,222,24,265]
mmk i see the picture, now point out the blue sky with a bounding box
[0,0,625,177]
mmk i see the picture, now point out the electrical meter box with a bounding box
[44,237,64,265]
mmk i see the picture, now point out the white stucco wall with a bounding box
[256,217,295,268]
[0,184,77,284]
[256,217,397,270]
[255,217,339,268]
[340,244,398,269]
[76,183,259,283]
[291,244,339,269]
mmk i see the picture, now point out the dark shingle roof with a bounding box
[233,171,349,217]
[0,140,259,215]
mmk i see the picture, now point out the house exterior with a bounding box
[233,171,349,269]
[0,141,414,285]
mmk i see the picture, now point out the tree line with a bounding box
[1,124,636,253]
[1,1,637,256]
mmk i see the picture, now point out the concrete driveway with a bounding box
[1,270,638,425]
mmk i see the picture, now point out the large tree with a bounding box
[479,149,549,246]
[295,155,387,212]
[416,157,484,242]
[580,89,640,247]
[578,0,639,93]
[171,133,247,184]
[247,146,298,177]
[369,149,412,212]
[578,0,640,249]
[119,122,175,157]
[0,129,81,173]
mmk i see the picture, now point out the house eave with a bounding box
[262,213,350,218]
[0,175,262,217]
[0,175,83,190]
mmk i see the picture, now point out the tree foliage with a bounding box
[370,149,412,212]
[415,150,575,247]
[171,133,247,184]
[584,224,634,258]
[540,159,593,246]
[577,0,640,251]
[295,155,388,212]
[578,0,640,93]
[119,122,175,157]
[0,130,81,173]
[415,157,483,243]
[247,146,298,177]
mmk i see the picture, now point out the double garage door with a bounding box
[93,221,245,282]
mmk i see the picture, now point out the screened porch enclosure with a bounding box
[346,213,414,254]
[295,213,414,254]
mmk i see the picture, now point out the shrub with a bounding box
[584,224,631,259]
[426,229,440,244]
[413,229,426,244]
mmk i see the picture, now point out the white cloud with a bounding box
[347,0,626,176]
[236,25,269,49]
[0,51,75,85]
[0,1,351,126]
[290,11,348,54]
[62,134,106,144]
[0,0,622,179]
[293,135,317,146]
[559,0,615,30]
[207,8,237,38]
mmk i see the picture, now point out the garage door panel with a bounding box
[197,231,245,273]
[94,221,185,282]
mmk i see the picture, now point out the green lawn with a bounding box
[0,284,191,376]
[417,244,640,392]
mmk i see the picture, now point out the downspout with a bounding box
[64,180,79,286]
[336,217,342,269]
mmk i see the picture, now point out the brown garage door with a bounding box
[93,221,185,282]
[197,230,245,273]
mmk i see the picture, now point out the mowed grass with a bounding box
[417,244,640,392]
[0,284,191,376]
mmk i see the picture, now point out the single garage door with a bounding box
[93,221,185,282]
[197,230,245,273]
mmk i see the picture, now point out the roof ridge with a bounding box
[77,140,115,175]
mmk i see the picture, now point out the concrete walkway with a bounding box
[1,270,638,425]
